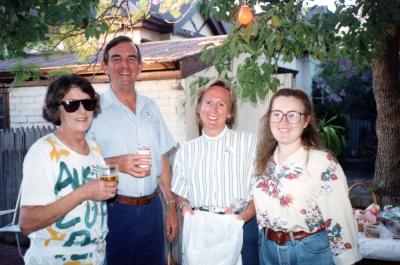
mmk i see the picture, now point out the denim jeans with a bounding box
[260,229,335,265]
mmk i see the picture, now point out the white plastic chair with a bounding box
[0,184,24,258]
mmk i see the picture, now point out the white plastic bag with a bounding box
[182,210,244,265]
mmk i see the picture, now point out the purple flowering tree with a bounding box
[313,58,375,118]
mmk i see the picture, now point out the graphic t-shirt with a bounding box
[21,133,108,265]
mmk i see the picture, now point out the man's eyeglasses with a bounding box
[269,110,305,124]
[59,99,97,113]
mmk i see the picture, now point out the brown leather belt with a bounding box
[116,191,158,206]
[264,227,324,245]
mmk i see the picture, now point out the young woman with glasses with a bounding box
[19,74,117,265]
[252,88,361,265]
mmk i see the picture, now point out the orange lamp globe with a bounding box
[237,3,253,26]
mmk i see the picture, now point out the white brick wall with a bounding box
[10,86,49,128]
[9,71,294,145]
[9,79,190,145]
[136,79,187,145]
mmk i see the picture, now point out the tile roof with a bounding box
[0,35,227,73]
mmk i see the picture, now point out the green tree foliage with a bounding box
[198,0,400,196]
[0,0,193,60]
[0,0,103,59]
[7,61,41,85]
[198,0,395,99]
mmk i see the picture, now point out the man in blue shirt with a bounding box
[88,36,178,265]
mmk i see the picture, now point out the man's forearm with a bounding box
[159,154,176,207]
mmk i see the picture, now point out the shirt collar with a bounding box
[101,86,118,108]
[273,145,307,166]
[101,86,147,114]
[202,126,228,141]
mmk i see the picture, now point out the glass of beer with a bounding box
[100,164,119,183]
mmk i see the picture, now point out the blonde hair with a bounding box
[195,79,237,128]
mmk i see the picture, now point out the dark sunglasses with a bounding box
[59,99,97,113]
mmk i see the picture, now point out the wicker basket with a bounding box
[349,182,378,207]
[349,182,379,232]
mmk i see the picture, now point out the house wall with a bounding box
[135,79,187,145]
[132,28,163,42]
[9,69,295,147]
[9,79,188,145]
[181,67,220,141]
[9,86,48,127]
[128,10,214,42]
[180,65,295,140]
[180,11,214,36]
[279,55,318,95]
[235,74,294,136]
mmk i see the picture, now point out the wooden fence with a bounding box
[347,118,376,157]
[0,126,55,244]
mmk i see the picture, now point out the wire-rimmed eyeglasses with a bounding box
[269,110,305,124]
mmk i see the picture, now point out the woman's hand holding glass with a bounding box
[81,179,117,201]
[80,164,119,201]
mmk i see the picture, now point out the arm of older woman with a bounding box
[19,179,117,236]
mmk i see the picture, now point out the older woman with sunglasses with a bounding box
[252,88,361,265]
[19,74,117,265]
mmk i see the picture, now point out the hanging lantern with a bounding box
[237,1,253,26]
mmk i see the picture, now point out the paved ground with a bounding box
[0,241,398,265]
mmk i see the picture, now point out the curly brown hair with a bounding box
[195,79,237,128]
[255,88,321,175]
[42,74,100,126]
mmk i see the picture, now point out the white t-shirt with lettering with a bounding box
[21,133,107,265]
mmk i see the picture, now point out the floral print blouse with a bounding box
[252,146,361,265]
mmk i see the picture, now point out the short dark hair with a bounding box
[42,74,100,126]
[196,79,237,128]
[103,36,142,64]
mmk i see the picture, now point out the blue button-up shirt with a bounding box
[88,87,175,196]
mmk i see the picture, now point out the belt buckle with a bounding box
[198,206,225,214]
[277,231,288,245]
[266,229,288,245]
[208,206,221,213]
